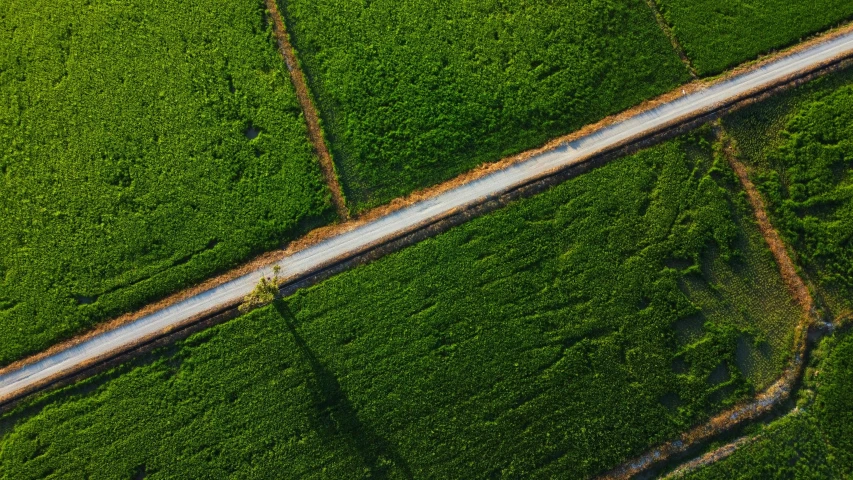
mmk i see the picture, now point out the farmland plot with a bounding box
[0,0,334,364]
[654,0,853,75]
[278,0,690,212]
[725,67,853,316]
[0,133,800,478]
[668,67,853,480]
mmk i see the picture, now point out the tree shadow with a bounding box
[273,301,413,479]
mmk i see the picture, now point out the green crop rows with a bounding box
[654,0,853,76]
[278,0,690,212]
[725,66,853,316]
[0,0,334,365]
[680,329,853,479]
[0,132,800,478]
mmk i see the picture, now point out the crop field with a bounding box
[0,0,334,364]
[680,329,853,479]
[278,0,690,212]
[653,0,853,76]
[725,66,853,316]
[0,132,800,478]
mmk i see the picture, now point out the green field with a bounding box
[676,66,853,480]
[725,66,853,317]
[0,132,800,478]
[680,329,853,479]
[278,0,690,212]
[0,0,334,365]
[654,0,853,75]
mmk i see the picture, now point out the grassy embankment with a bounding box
[0,131,800,478]
[0,0,334,365]
[653,0,853,75]
[277,0,691,212]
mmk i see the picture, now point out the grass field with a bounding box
[680,329,853,479]
[0,132,800,478]
[725,66,853,317]
[278,0,690,212]
[0,0,334,365]
[653,0,853,76]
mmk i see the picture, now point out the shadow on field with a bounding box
[273,301,413,479]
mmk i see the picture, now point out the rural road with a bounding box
[2,31,853,403]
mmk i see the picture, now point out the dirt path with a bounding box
[597,125,822,480]
[717,129,817,317]
[645,0,698,79]
[660,434,755,479]
[264,0,349,220]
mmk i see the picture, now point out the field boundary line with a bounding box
[645,0,698,78]
[264,0,349,220]
[717,127,819,318]
[2,26,853,408]
[661,434,754,479]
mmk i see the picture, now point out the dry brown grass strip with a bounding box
[717,128,817,318]
[645,0,698,79]
[264,0,349,220]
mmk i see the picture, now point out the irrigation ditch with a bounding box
[657,315,851,479]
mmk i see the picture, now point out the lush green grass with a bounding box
[0,132,799,478]
[725,67,853,317]
[654,0,853,75]
[0,0,334,365]
[679,329,853,479]
[278,0,690,212]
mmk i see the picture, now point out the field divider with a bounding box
[2,27,853,410]
[645,0,698,79]
[264,0,349,220]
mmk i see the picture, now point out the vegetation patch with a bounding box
[278,0,690,211]
[0,0,334,364]
[0,133,799,478]
[654,0,853,75]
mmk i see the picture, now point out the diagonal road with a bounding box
[2,31,853,404]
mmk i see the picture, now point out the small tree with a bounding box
[239,265,281,313]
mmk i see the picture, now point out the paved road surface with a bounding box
[2,31,853,402]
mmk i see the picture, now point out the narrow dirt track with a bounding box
[264,0,349,220]
[661,434,755,479]
[720,133,817,317]
[2,29,853,408]
[645,0,698,79]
